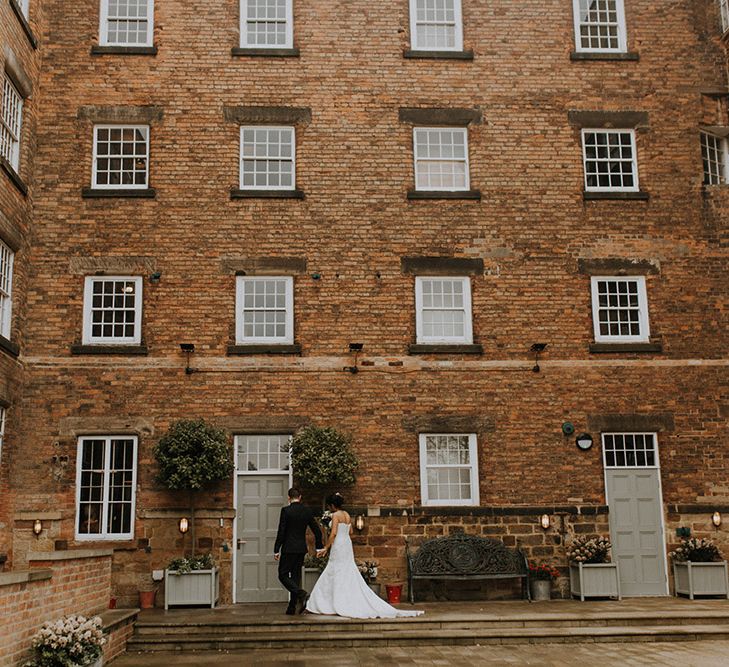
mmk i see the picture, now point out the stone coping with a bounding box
[0,569,52,586]
[28,549,114,562]
[100,608,139,632]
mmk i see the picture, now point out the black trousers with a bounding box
[278,552,306,609]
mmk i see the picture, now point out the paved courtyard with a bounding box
[113,640,729,666]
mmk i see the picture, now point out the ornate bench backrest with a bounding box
[408,534,527,576]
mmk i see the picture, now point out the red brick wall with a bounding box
[0,553,112,666]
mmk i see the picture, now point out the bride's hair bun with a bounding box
[326,493,345,509]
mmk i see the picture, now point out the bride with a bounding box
[306,493,423,619]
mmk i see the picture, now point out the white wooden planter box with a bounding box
[164,567,220,609]
[673,561,729,599]
[302,567,321,591]
[569,562,621,601]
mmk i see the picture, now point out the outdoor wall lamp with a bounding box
[355,515,365,532]
[530,343,547,373]
[180,343,195,375]
[576,433,593,451]
[178,517,189,534]
[540,514,550,530]
[712,511,722,528]
[149,272,162,284]
[344,343,363,374]
[33,519,42,536]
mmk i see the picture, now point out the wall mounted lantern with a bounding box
[540,514,550,530]
[178,517,189,534]
[179,343,195,375]
[344,343,363,374]
[355,515,365,532]
[712,511,722,528]
[33,519,42,536]
[530,343,547,373]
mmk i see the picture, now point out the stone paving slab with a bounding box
[111,640,729,666]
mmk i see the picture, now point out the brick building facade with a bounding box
[1,0,729,606]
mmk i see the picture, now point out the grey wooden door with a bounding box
[604,433,667,596]
[236,474,289,603]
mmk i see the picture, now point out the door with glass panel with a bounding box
[235,434,291,603]
[603,433,668,596]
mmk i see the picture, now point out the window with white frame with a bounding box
[582,129,638,192]
[240,126,295,190]
[240,0,293,48]
[76,435,137,540]
[419,434,479,506]
[720,0,729,33]
[415,276,472,344]
[409,0,463,51]
[83,276,142,345]
[1,74,23,172]
[236,434,291,472]
[413,127,469,191]
[602,432,657,468]
[100,0,154,46]
[236,276,293,344]
[572,0,627,52]
[591,276,650,343]
[92,126,149,189]
[0,407,6,466]
[0,240,14,340]
[701,131,728,185]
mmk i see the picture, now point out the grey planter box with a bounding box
[569,562,621,601]
[302,567,320,591]
[673,561,729,599]
[164,567,220,609]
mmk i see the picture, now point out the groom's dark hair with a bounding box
[288,487,302,500]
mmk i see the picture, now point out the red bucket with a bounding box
[139,590,156,609]
[385,584,403,604]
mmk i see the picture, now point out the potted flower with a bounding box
[528,562,559,601]
[358,560,381,597]
[164,553,220,610]
[671,538,729,599]
[567,536,621,600]
[303,552,328,590]
[27,614,106,667]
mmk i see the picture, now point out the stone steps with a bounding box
[127,624,729,651]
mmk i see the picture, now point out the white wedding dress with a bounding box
[306,522,423,619]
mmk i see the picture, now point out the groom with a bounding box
[274,487,324,615]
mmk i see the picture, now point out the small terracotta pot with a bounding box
[139,590,156,609]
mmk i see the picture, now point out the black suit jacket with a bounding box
[274,502,324,555]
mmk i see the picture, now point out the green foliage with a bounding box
[287,426,358,488]
[154,419,233,491]
[167,553,215,573]
[670,537,723,563]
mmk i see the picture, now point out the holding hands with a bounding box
[316,547,328,558]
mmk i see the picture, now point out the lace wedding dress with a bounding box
[306,523,424,619]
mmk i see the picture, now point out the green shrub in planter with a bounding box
[287,426,358,489]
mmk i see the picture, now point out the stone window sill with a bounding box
[227,344,301,355]
[589,342,663,354]
[403,49,474,60]
[0,335,19,358]
[231,47,300,57]
[409,344,483,355]
[230,189,305,199]
[1,157,28,196]
[407,190,481,201]
[9,0,38,49]
[71,344,149,355]
[82,188,156,199]
[90,45,158,56]
[570,51,639,61]
[583,190,649,201]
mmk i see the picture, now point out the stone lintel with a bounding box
[77,106,164,123]
[223,106,312,124]
[401,256,484,275]
[586,413,675,433]
[577,258,660,275]
[0,208,24,251]
[2,46,33,97]
[216,416,310,433]
[401,415,495,433]
[398,107,482,126]
[221,256,307,275]
[57,417,155,438]
[69,257,157,275]
[568,110,649,129]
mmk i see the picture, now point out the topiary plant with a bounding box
[154,419,233,555]
[287,425,358,491]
